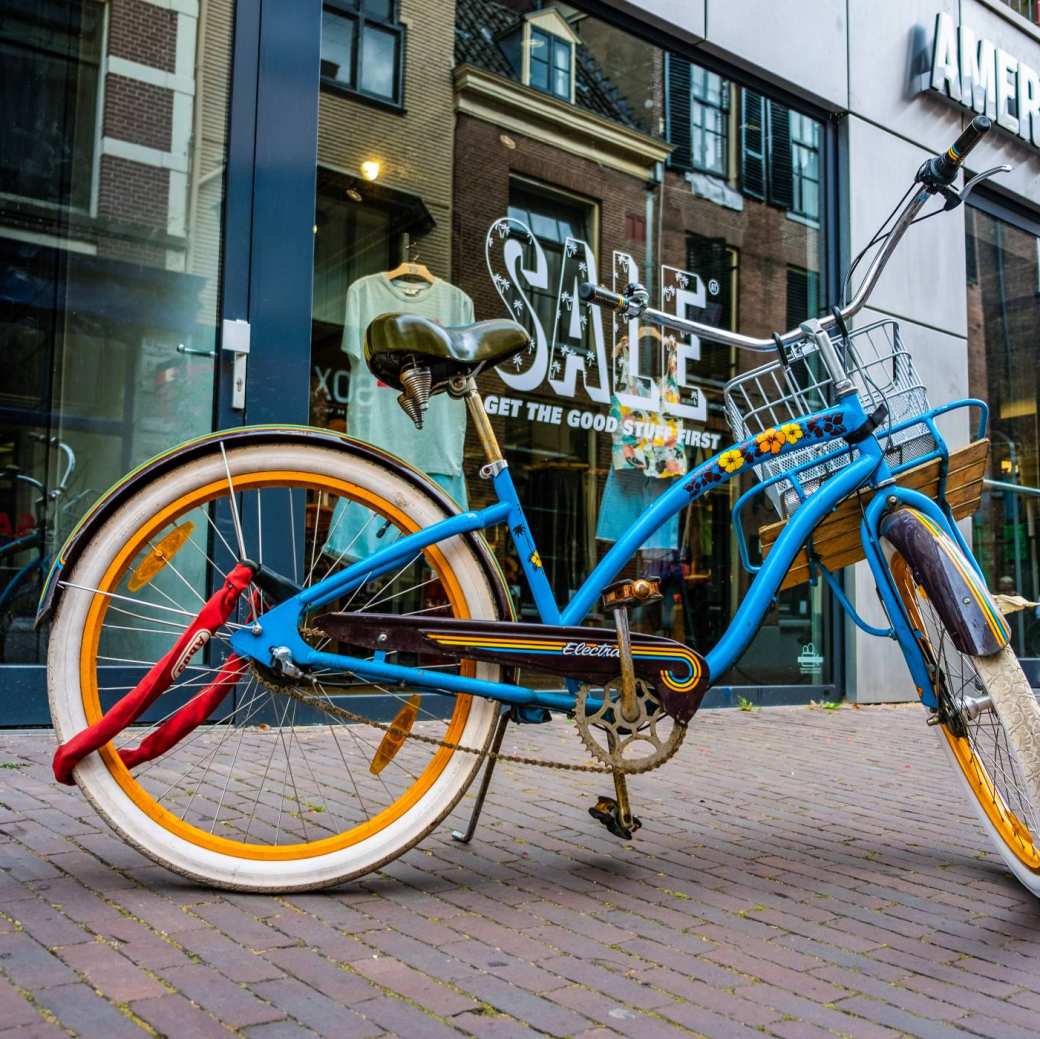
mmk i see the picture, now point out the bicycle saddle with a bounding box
[364,313,530,391]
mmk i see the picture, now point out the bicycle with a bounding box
[37,117,1040,895]
[0,435,81,663]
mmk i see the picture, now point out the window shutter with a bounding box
[686,234,732,330]
[786,267,819,328]
[741,90,766,199]
[767,99,794,210]
[665,53,692,170]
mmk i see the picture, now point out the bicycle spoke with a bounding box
[219,443,247,560]
[72,462,484,861]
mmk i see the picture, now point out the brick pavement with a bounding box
[0,703,1036,1038]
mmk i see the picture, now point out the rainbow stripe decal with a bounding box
[424,633,703,694]
[910,509,1011,645]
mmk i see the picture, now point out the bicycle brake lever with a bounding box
[937,164,1013,211]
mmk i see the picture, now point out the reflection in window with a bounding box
[507,182,591,343]
[966,203,1040,658]
[321,0,403,105]
[528,27,573,102]
[790,112,820,223]
[690,67,728,176]
[0,0,104,211]
[786,266,820,328]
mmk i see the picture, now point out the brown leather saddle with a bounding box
[364,312,530,391]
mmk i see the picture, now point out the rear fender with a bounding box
[880,507,1010,657]
[36,425,513,626]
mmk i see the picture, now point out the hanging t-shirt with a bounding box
[343,273,473,477]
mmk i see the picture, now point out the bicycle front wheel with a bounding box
[48,441,504,891]
[891,553,1040,896]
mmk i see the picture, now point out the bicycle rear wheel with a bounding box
[48,441,504,891]
[891,553,1040,896]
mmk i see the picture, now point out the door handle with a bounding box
[222,318,251,411]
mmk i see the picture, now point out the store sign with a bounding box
[928,11,1040,148]
[485,217,710,422]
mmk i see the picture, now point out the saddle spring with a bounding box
[397,360,432,428]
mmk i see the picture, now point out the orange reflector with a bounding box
[128,521,195,592]
[370,693,421,775]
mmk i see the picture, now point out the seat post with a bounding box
[454,376,504,467]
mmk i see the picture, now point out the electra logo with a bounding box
[928,12,1040,149]
[172,630,211,678]
[562,642,620,657]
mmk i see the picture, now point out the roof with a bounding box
[454,0,640,130]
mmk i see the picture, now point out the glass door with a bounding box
[0,0,236,721]
[966,198,1040,685]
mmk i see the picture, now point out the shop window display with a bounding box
[966,202,1040,666]
[309,0,831,690]
[0,0,235,666]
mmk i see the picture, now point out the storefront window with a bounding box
[309,0,832,690]
[1,0,104,211]
[0,1,234,663]
[967,201,1040,666]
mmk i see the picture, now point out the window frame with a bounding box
[689,66,729,177]
[319,0,405,111]
[524,23,575,103]
[789,110,821,225]
[0,0,107,216]
[506,175,599,357]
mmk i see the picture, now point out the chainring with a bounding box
[575,677,686,774]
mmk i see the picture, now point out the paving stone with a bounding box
[130,993,234,1039]
[0,932,78,989]
[351,954,479,1016]
[58,940,167,1002]
[177,926,287,984]
[353,995,464,1038]
[251,977,382,1038]
[0,709,1037,1039]
[0,974,44,1030]
[262,946,377,1003]
[35,982,149,1038]
[160,962,286,1028]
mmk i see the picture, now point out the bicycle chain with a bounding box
[260,636,684,776]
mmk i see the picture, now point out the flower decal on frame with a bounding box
[682,410,847,502]
[718,449,745,473]
[756,428,786,455]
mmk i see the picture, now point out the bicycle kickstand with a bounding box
[450,706,511,844]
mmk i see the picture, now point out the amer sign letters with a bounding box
[929,11,1040,148]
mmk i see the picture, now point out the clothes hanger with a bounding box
[384,249,436,285]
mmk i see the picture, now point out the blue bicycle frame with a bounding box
[229,389,985,716]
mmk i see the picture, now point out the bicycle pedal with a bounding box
[588,795,642,840]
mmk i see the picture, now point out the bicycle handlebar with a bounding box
[579,118,996,355]
[922,115,992,187]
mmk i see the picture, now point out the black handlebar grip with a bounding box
[933,115,992,182]
[578,282,626,311]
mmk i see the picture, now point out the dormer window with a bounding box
[529,28,572,101]
[499,9,579,105]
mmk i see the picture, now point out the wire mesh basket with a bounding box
[723,319,933,518]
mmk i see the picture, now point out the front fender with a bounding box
[880,507,1010,657]
[36,424,513,626]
